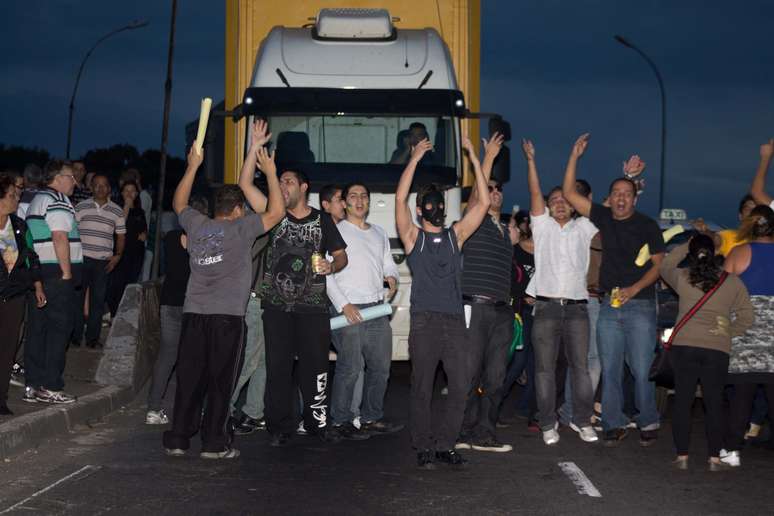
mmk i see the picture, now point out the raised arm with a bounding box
[469,132,504,207]
[255,146,285,231]
[395,139,432,254]
[659,241,689,289]
[453,137,491,247]
[562,133,592,217]
[173,146,203,215]
[240,119,273,213]
[522,139,545,216]
[750,139,774,206]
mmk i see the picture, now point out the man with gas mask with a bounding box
[395,136,492,469]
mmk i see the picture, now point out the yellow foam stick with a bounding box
[635,225,685,266]
[194,97,212,153]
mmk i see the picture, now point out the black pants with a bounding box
[0,295,26,403]
[262,309,331,436]
[74,257,110,343]
[25,278,75,391]
[726,381,774,452]
[409,311,468,451]
[461,303,513,440]
[162,313,245,453]
[670,346,728,457]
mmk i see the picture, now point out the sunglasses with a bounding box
[488,184,503,193]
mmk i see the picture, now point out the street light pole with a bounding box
[66,19,149,159]
[614,35,667,214]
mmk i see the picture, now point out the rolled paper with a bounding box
[194,97,212,153]
[330,303,393,330]
[635,224,685,266]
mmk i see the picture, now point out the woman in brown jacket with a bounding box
[660,234,754,471]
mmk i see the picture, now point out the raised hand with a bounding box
[461,136,475,156]
[250,118,272,152]
[521,138,535,162]
[410,138,433,162]
[623,155,646,177]
[761,138,774,160]
[256,146,276,176]
[187,145,204,170]
[571,133,590,159]
[483,132,505,159]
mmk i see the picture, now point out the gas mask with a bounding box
[420,190,445,228]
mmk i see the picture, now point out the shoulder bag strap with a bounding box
[666,271,729,348]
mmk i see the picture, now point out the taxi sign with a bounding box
[659,208,687,221]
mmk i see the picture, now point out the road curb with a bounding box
[0,385,136,460]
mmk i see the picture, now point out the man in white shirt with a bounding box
[327,182,403,439]
[522,138,599,446]
[750,138,774,210]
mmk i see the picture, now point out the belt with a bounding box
[535,296,587,306]
[463,295,507,307]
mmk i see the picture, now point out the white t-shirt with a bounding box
[326,219,399,312]
[526,208,598,300]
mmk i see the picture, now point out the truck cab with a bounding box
[240,8,498,359]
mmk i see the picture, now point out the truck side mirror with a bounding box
[490,144,510,184]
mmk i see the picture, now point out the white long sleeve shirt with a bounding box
[326,219,399,312]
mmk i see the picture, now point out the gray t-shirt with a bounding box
[179,207,265,316]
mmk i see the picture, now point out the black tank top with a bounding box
[406,228,463,314]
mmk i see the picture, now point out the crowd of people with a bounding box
[2,129,773,472]
[0,160,152,410]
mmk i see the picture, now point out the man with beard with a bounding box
[259,151,348,447]
[396,137,491,469]
[562,134,665,447]
[327,182,401,439]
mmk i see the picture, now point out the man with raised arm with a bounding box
[162,135,284,460]
[396,137,490,469]
[750,139,774,209]
[454,132,517,454]
[521,138,599,446]
[257,127,349,447]
[562,134,665,447]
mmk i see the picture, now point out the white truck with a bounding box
[238,8,508,359]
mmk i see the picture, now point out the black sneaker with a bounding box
[639,429,658,447]
[85,339,102,349]
[9,363,24,388]
[361,420,404,435]
[331,422,370,441]
[471,437,513,453]
[603,428,629,447]
[435,450,467,467]
[269,432,292,447]
[0,403,12,416]
[317,428,344,444]
[234,414,266,435]
[416,449,436,470]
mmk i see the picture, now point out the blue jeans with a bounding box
[559,297,601,424]
[330,306,364,419]
[230,296,266,420]
[331,302,392,425]
[147,305,183,411]
[597,298,659,431]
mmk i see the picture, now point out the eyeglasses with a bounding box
[488,184,503,193]
[59,174,77,182]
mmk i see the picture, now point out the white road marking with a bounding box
[0,465,101,514]
[558,461,602,498]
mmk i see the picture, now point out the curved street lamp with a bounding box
[66,19,150,159]
[614,35,667,214]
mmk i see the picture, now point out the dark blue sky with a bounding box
[2,1,773,226]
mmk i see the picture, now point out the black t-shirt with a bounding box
[511,244,535,311]
[260,207,347,313]
[589,203,665,300]
[160,229,190,307]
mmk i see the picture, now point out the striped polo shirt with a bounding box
[26,189,83,282]
[75,199,126,259]
[462,215,513,303]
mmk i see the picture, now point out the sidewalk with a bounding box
[0,340,136,459]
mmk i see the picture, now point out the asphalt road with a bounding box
[0,364,772,515]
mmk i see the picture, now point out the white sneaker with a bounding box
[165,448,185,457]
[542,423,560,445]
[200,447,240,459]
[146,409,169,425]
[570,422,599,442]
[719,449,740,467]
[295,421,307,435]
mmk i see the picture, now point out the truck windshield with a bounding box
[266,114,458,192]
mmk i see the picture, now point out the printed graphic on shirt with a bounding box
[190,228,225,266]
[261,214,327,310]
